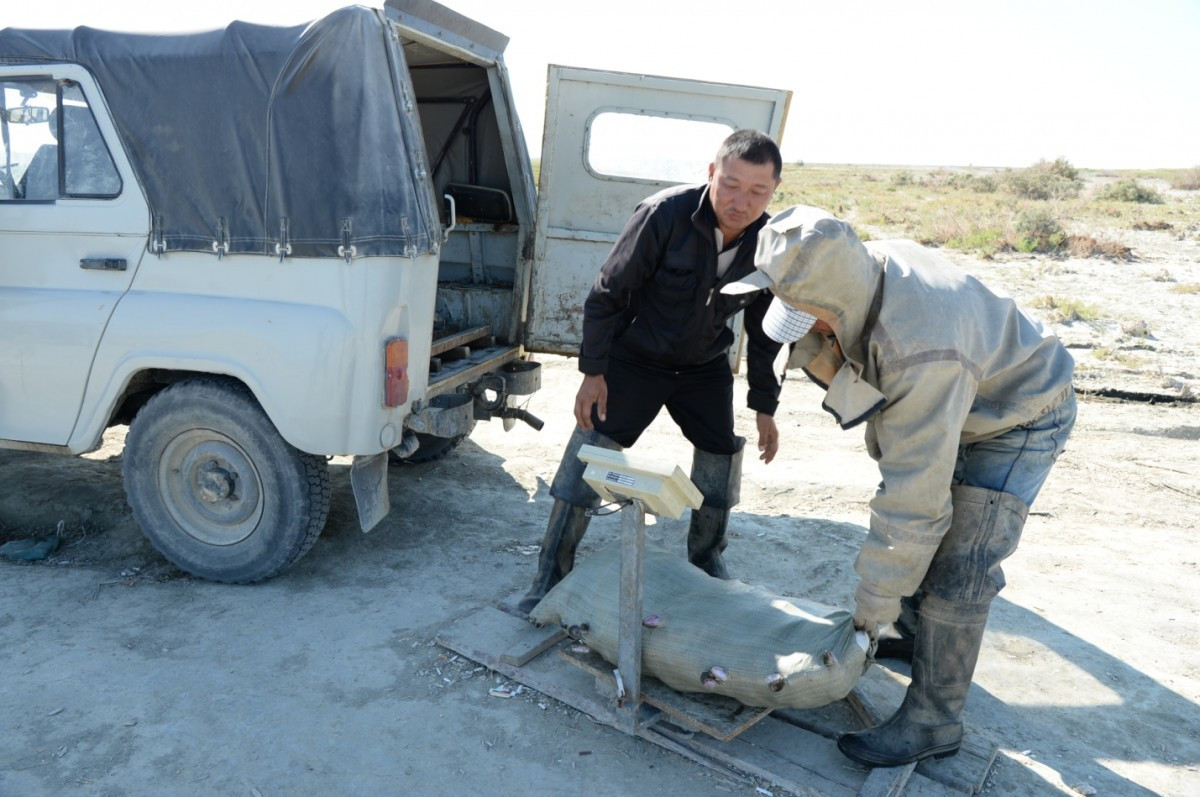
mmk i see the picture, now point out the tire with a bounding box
[389,420,477,465]
[122,377,331,583]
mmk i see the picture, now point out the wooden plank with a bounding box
[425,345,520,397]
[914,729,998,795]
[560,646,771,742]
[858,764,915,797]
[437,345,471,362]
[498,624,566,667]
[653,720,857,797]
[430,324,492,356]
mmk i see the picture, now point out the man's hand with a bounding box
[853,581,901,640]
[755,412,778,463]
[574,374,608,430]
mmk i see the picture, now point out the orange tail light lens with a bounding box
[384,338,409,407]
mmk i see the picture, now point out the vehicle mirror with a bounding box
[6,106,51,125]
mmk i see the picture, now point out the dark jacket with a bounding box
[578,183,784,415]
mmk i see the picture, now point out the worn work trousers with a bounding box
[953,387,1078,506]
[591,353,740,456]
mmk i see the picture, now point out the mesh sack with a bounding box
[531,541,869,709]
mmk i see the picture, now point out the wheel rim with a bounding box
[158,429,264,546]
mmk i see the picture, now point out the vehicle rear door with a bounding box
[526,65,791,354]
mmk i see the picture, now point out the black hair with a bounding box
[715,129,782,180]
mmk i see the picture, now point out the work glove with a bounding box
[853,581,901,640]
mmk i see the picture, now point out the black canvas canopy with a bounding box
[0,5,439,259]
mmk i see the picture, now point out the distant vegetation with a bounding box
[771,158,1200,260]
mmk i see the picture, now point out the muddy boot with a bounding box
[839,486,1030,766]
[873,592,921,662]
[686,438,744,579]
[517,426,622,616]
[838,594,990,767]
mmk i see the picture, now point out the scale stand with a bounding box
[437,445,999,795]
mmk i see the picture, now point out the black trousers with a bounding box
[591,353,739,456]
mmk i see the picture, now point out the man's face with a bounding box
[707,156,780,238]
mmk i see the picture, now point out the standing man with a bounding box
[517,129,791,616]
[724,205,1076,768]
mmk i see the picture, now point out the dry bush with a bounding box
[1167,168,1200,190]
[1029,295,1100,323]
[1002,158,1083,200]
[1096,179,1164,204]
[1170,283,1200,294]
[1065,234,1132,260]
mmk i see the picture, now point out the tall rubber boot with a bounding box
[517,426,622,616]
[838,486,1030,766]
[686,437,744,579]
[838,594,990,766]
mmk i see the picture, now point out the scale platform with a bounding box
[437,601,998,796]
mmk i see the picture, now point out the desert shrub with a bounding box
[1002,158,1083,200]
[1029,295,1099,323]
[947,227,1006,255]
[942,172,997,193]
[1096,179,1164,204]
[1065,234,1132,260]
[1012,207,1067,253]
[890,171,917,186]
[1170,282,1200,294]
[1167,167,1200,190]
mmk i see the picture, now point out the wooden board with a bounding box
[559,644,772,742]
[436,605,997,796]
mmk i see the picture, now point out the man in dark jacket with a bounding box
[518,129,798,616]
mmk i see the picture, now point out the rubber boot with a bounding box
[686,438,744,579]
[517,426,622,616]
[839,486,1029,766]
[838,594,990,767]
[873,591,921,662]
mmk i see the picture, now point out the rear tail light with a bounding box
[384,338,409,407]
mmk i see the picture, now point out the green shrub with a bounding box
[1029,295,1100,323]
[1096,179,1164,204]
[1013,207,1067,252]
[943,172,997,193]
[945,227,1006,256]
[1002,158,1083,200]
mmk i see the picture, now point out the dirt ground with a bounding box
[2,212,1199,796]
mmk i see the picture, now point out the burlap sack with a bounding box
[530,541,870,710]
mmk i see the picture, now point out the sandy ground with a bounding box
[2,221,1199,796]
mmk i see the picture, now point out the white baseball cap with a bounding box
[762,296,817,343]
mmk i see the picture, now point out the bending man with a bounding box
[724,205,1076,768]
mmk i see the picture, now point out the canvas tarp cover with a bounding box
[530,541,871,710]
[0,5,438,259]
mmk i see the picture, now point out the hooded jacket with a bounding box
[753,206,1075,603]
[579,183,784,415]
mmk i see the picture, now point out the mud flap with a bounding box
[350,452,390,532]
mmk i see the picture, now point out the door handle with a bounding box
[80,258,127,271]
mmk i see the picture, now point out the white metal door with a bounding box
[0,67,147,445]
[526,65,790,354]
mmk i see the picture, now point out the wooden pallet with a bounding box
[436,604,997,796]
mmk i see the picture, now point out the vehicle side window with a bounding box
[1,78,121,201]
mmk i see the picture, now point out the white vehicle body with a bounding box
[0,0,790,582]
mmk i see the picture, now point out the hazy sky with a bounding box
[5,0,1197,169]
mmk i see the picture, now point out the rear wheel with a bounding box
[122,377,330,583]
